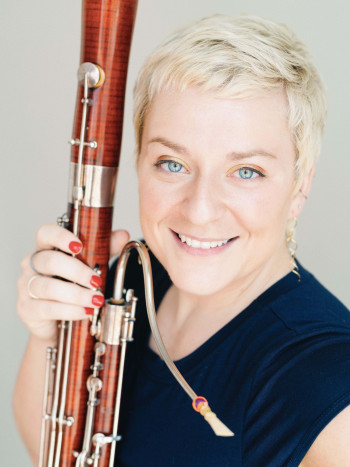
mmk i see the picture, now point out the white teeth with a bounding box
[177,234,230,249]
[191,239,200,248]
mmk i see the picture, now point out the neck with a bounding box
[153,249,291,360]
[174,249,290,323]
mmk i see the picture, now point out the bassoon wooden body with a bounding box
[39,1,138,465]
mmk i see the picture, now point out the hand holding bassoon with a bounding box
[15,0,138,464]
[14,226,130,462]
[17,225,130,342]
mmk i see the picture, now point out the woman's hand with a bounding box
[17,224,130,342]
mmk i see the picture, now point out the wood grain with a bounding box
[53,0,138,464]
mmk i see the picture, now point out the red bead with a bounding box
[192,396,208,412]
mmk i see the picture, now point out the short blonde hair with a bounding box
[133,14,327,187]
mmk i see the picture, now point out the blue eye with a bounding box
[239,168,256,179]
[232,167,264,179]
[167,161,183,172]
[155,159,187,173]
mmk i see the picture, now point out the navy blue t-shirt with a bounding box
[106,251,350,466]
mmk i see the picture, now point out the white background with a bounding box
[1,0,349,464]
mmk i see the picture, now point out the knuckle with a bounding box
[16,296,26,317]
[20,255,30,271]
[63,257,89,286]
[45,252,56,272]
[36,301,50,321]
[16,295,34,324]
[36,225,46,245]
[41,276,53,296]
[75,261,92,284]
[55,225,77,248]
[17,275,24,291]
[73,285,87,305]
[79,287,95,306]
[53,225,65,245]
[46,251,66,276]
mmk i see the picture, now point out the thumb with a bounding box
[110,229,130,258]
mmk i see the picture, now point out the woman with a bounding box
[14,14,350,466]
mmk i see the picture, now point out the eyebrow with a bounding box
[148,137,277,160]
[148,137,189,155]
[227,150,277,160]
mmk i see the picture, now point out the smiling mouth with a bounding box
[174,232,235,250]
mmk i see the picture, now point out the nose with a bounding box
[180,174,226,226]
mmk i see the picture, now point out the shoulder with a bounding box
[269,265,350,335]
[243,266,350,466]
[240,266,350,381]
[253,266,350,411]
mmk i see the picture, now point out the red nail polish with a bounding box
[92,295,104,307]
[85,307,94,315]
[90,275,102,288]
[69,241,82,254]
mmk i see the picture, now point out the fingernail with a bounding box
[69,241,82,254]
[85,307,94,315]
[92,295,104,307]
[90,275,102,288]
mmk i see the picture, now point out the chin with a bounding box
[146,232,239,296]
[165,259,240,297]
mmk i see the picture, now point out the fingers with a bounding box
[28,250,101,289]
[17,298,89,341]
[17,223,107,341]
[110,229,130,258]
[18,272,103,341]
[17,224,130,341]
[26,223,105,288]
[35,224,82,254]
[24,274,104,309]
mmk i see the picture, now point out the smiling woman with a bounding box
[14,13,350,467]
[138,88,299,304]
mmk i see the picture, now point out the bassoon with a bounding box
[39,1,233,465]
[39,1,138,465]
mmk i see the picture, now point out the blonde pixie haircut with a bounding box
[133,14,327,188]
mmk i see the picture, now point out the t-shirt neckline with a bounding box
[138,261,311,381]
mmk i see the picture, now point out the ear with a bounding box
[288,164,315,219]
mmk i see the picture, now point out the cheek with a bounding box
[139,177,165,216]
[138,178,155,231]
[138,175,175,238]
[138,172,185,218]
[227,183,293,235]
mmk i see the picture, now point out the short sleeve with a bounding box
[242,332,350,466]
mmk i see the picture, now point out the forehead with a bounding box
[142,87,294,160]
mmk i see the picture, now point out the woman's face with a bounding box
[138,87,303,297]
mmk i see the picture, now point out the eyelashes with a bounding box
[229,166,265,179]
[154,159,265,180]
[154,159,188,173]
